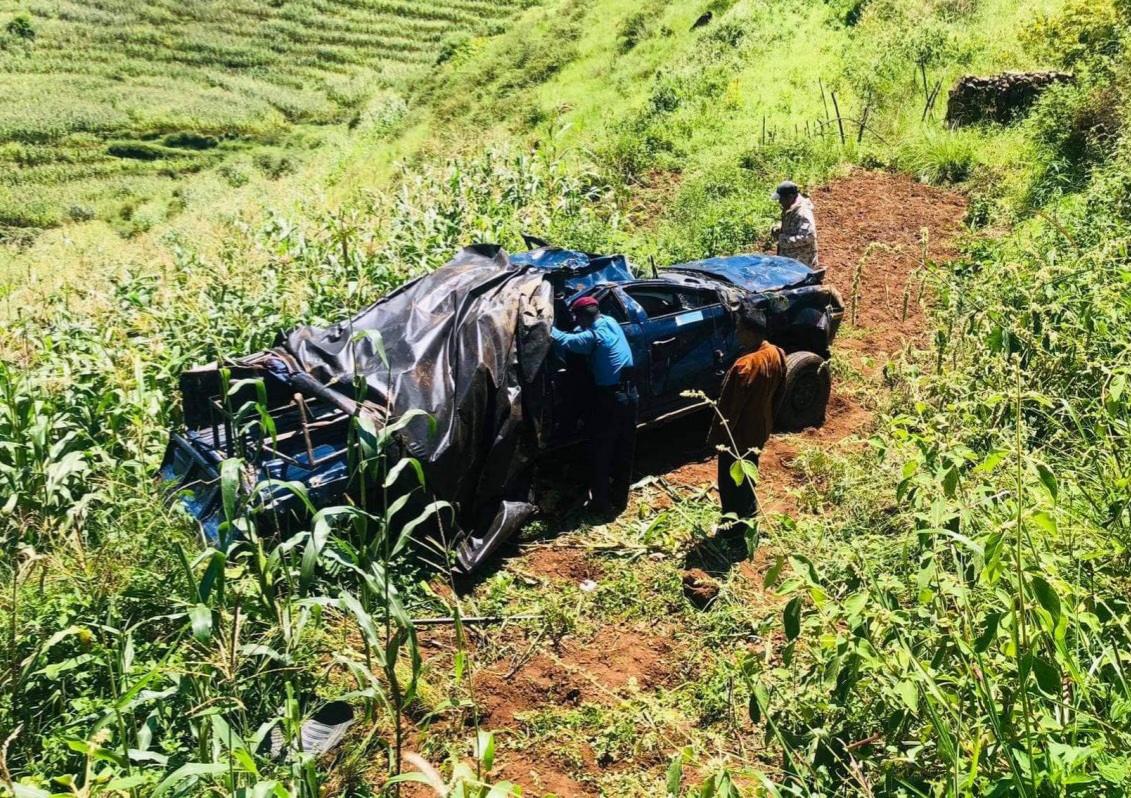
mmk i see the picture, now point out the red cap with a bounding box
[570,296,599,311]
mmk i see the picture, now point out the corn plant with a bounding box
[388,732,519,797]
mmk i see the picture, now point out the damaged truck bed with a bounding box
[161,243,843,572]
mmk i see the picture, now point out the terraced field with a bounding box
[0,0,527,229]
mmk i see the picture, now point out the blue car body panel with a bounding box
[510,248,633,300]
[666,253,822,292]
[538,248,844,444]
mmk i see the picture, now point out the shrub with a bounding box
[6,14,35,41]
[1022,0,1123,68]
[523,104,548,130]
[617,11,649,53]
[0,191,60,226]
[66,203,95,222]
[649,81,681,114]
[707,18,746,47]
[436,31,473,66]
[218,160,250,187]
[482,19,508,37]
[1026,81,1124,201]
[838,0,870,26]
[254,150,298,179]
[107,141,171,161]
[706,0,739,15]
[603,127,680,181]
[163,131,219,150]
[355,92,408,139]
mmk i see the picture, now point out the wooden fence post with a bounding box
[831,92,846,145]
[819,77,831,127]
[857,91,872,144]
[922,80,942,122]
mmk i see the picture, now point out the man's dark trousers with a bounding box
[589,381,639,513]
[718,451,758,520]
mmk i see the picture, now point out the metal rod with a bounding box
[260,444,347,470]
[224,409,235,458]
[294,393,317,467]
[411,614,543,627]
[255,415,345,449]
[289,372,359,417]
[210,404,221,454]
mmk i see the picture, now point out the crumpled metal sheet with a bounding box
[668,254,822,292]
[282,245,554,570]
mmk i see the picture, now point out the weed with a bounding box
[617,11,651,53]
[436,32,474,66]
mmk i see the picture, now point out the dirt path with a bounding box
[664,170,967,515]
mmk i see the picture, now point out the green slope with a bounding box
[406,0,1059,246]
[0,0,527,228]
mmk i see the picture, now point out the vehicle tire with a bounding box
[775,351,830,432]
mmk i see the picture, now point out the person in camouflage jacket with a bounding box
[771,181,819,268]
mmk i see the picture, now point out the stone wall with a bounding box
[946,71,1074,126]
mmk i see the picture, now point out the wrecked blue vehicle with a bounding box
[162,242,843,572]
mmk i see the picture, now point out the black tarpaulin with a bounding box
[282,245,554,571]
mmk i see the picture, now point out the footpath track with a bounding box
[661,170,968,515]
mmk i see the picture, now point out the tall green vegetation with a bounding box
[0,143,612,795]
[712,4,1131,794]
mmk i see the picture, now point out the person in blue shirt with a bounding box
[551,295,638,518]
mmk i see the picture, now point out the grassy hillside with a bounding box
[0,0,527,230]
[4,0,1131,795]
[405,0,1057,245]
[0,0,1053,287]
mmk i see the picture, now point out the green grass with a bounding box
[384,0,1064,266]
[0,0,528,231]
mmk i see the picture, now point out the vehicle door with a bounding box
[543,286,646,448]
[617,283,730,419]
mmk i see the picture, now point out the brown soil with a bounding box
[493,751,594,796]
[681,567,721,608]
[666,457,716,490]
[516,545,605,584]
[815,170,967,350]
[464,625,677,795]
[473,625,675,728]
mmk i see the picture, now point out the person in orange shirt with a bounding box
[708,306,787,523]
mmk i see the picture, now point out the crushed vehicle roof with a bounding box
[510,246,824,297]
[509,247,634,299]
[666,253,824,292]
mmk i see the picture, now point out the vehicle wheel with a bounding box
[775,351,830,432]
